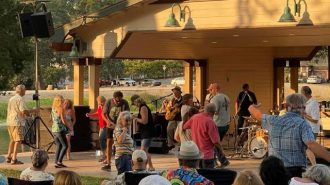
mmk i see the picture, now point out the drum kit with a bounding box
[231,116,268,159]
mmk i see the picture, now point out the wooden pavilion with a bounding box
[50,0,330,113]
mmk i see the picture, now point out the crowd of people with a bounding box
[1,83,330,185]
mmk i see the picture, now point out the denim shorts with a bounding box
[141,138,152,148]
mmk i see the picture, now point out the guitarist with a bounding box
[166,86,183,150]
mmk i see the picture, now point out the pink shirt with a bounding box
[89,105,106,129]
[183,112,220,159]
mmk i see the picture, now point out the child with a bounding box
[114,111,134,175]
[63,99,76,160]
[86,96,107,163]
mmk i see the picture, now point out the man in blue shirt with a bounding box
[248,93,330,177]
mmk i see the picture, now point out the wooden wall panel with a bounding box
[206,48,274,115]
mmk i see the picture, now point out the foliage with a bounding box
[312,46,328,64]
[0,168,108,185]
[122,60,183,79]
[100,59,125,80]
[0,0,33,90]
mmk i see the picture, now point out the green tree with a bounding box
[100,59,124,80]
[0,0,33,90]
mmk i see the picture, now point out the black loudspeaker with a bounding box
[30,11,54,38]
[18,12,34,38]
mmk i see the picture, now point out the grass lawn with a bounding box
[0,168,108,185]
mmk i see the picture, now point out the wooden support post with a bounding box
[328,46,330,82]
[290,59,300,93]
[73,58,85,106]
[195,60,207,104]
[87,57,102,110]
[183,60,194,94]
[273,59,286,109]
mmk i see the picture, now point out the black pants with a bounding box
[54,131,67,164]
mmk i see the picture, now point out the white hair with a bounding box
[303,164,330,185]
[116,111,132,127]
[285,93,306,115]
[204,103,216,114]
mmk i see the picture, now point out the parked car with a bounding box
[118,78,136,86]
[141,79,161,86]
[307,76,322,84]
[99,79,112,87]
[171,77,185,85]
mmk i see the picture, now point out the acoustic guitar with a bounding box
[165,105,181,121]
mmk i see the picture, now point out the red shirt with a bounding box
[183,112,220,160]
[89,105,106,129]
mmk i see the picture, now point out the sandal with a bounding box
[11,159,23,165]
[148,167,155,171]
[6,157,12,163]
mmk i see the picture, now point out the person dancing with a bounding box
[131,94,155,171]
[63,99,76,160]
[86,96,107,163]
[51,95,68,168]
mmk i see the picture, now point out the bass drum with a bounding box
[249,136,268,159]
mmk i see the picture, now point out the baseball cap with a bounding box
[207,83,214,91]
[132,150,147,163]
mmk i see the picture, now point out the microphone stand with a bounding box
[151,93,173,112]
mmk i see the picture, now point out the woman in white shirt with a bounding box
[20,149,54,181]
[289,164,330,185]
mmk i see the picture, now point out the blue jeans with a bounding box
[99,128,107,152]
[115,154,132,175]
[54,131,67,163]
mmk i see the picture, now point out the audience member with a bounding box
[54,170,82,185]
[20,149,54,181]
[131,94,155,171]
[249,93,330,177]
[51,95,68,168]
[183,103,229,168]
[162,141,214,185]
[114,111,134,175]
[103,150,157,185]
[63,99,76,160]
[290,164,330,185]
[232,170,263,185]
[259,156,290,185]
[0,173,7,185]
[102,91,130,171]
[175,106,199,143]
[6,85,38,165]
[86,96,107,163]
[301,86,319,166]
[139,175,171,185]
